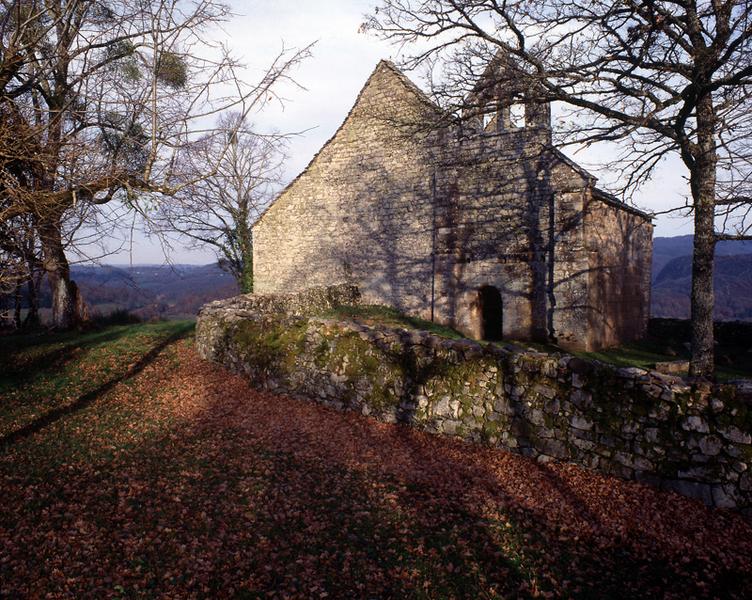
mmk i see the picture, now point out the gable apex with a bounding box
[371,60,439,111]
[254,60,438,228]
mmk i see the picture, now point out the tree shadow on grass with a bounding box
[2,352,752,599]
[0,326,159,386]
[0,325,192,450]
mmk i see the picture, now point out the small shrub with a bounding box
[95,308,142,326]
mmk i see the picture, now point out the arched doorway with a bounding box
[478,286,503,341]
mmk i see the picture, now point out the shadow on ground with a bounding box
[0,336,750,598]
[0,326,190,449]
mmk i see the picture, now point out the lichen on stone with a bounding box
[196,286,752,510]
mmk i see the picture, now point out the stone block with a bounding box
[698,435,723,457]
[572,438,595,451]
[682,416,709,433]
[434,396,451,417]
[539,438,568,458]
[616,367,648,378]
[662,480,713,505]
[712,485,738,509]
[536,454,556,464]
[648,403,671,421]
[644,427,660,443]
[571,372,584,388]
[529,409,545,426]
[719,426,752,445]
[654,360,690,376]
[534,384,557,400]
[571,415,594,431]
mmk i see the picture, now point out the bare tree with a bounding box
[155,113,286,293]
[0,214,44,328]
[365,0,752,377]
[0,0,311,328]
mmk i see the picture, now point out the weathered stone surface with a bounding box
[655,360,690,375]
[570,415,594,431]
[197,287,752,510]
[712,485,738,509]
[251,60,652,353]
[720,426,752,445]
[699,435,723,456]
[662,480,713,505]
[683,416,710,433]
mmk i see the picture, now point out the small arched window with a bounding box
[509,103,526,128]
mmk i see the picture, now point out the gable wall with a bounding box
[584,197,654,349]
[253,65,438,316]
[253,62,653,351]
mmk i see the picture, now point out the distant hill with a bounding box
[652,236,752,321]
[652,234,752,281]
[33,264,239,321]
[8,234,752,324]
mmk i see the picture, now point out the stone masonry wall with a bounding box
[585,195,654,349]
[252,62,438,318]
[252,60,654,352]
[197,290,752,511]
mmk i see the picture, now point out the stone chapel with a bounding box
[251,60,653,351]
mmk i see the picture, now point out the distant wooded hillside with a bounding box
[21,264,239,322]
[652,236,752,321]
[5,234,752,324]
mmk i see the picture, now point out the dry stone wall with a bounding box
[197,288,752,511]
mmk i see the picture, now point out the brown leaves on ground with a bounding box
[1,336,751,599]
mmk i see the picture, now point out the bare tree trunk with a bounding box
[23,274,40,328]
[13,281,22,329]
[689,96,717,378]
[690,199,715,377]
[38,218,88,329]
[238,223,254,294]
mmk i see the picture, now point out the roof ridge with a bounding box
[592,186,653,220]
[376,60,439,111]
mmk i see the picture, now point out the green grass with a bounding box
[576,339,750,381]
[0,321,194,443]
[321,305,751,380]
[320,304,464,339]
[501,337,750,381]
[497,337,687,370]
[578,343,681,370]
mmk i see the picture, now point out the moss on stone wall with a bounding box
[232,318,308,381]
[197,293,752,510]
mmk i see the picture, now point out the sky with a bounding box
[104,0,695,265]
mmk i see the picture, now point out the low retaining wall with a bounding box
[196,288,752,510]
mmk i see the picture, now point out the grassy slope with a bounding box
[0,321,193,466]
[322,304,464,339]
[0,323,751,598]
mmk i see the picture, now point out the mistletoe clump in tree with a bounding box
[0,0,310,328]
